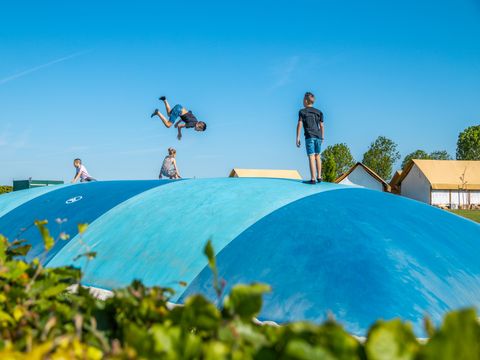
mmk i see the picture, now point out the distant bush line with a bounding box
[0,186,12,195]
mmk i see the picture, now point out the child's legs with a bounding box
[305,138,320,180]
[168,104,183,123]
[156,112,173,128]
[163,99,172,115]
[315,154,322,178]
[314,139,322,177]
[308,155,316,181]
[167,169,178,179]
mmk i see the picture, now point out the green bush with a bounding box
[0,186,12,195]
[0,224,479,359]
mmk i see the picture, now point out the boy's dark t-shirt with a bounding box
[180,111,198,128]
[299,107,323,139]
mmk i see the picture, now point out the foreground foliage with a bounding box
[0,230,479,359]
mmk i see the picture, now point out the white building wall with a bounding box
[338,166,384,191]
[451,191,466,207]
[470,191,480,205]
[401,165,431,204]
[431,190,449,205]
[432,190,480,207]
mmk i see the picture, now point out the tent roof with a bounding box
[389,170,403,194]
[399,160,480,190]
[335,162,390,191]
[229,168,302,180]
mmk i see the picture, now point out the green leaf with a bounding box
[204,240,223,298]
[285,339,335,360]
[0,310,14,325]
[150,324,176,356]
[42,283,70,298]
[225,318,267,349]
[316,320,363,360]
[419,308,480,360]
[180,294,221,333]
[223,283,271,320]
[202,341,229,360]
[78,223,88,235]
[34,220,54,251]
[0,260,29,281]
[204,240,216,271]
[6,240,32,259]
[424,316,435,338]
[0,235,7,263]
[365,319,419,360]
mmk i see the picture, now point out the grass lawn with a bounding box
[449,210,480,223]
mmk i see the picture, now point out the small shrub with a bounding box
[0,186,12,195]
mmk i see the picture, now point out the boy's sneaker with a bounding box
[159,96,167,101]
[151,109,159,118]
[317,177,323,183]
[308,179,316,185]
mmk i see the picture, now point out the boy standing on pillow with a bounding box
[296,92,324,184]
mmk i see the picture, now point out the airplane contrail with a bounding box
[0,50,91,85]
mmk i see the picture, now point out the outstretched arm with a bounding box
[71,172,81,183]
[172,158,181,178]
[296,117,302,147]
[177,123,186,140]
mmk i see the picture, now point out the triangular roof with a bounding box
[398,160,480,190]
[229,168,302,180]
[335,162,391,191]
[389,170,403,194]
[390,170,403,186]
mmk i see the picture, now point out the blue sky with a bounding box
[1,0,479,184]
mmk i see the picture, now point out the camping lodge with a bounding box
[390,160,480,209]
[335,162,391,192]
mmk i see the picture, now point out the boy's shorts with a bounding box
[305,138,322,156]
[169,104,183,123]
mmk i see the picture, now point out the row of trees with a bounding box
[321,125,480,182]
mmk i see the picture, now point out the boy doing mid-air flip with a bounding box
[151,96,207,140]
[296,92,324,184]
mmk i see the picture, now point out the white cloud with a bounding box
[0,50,91,86]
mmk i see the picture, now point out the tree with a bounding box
[401,150,452,169]
[401,150,430,169]
[321,143,355,179]
[362,136,400,180]
[456,125,480,160]
[430,150,452,161]
[323,153,337,182]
